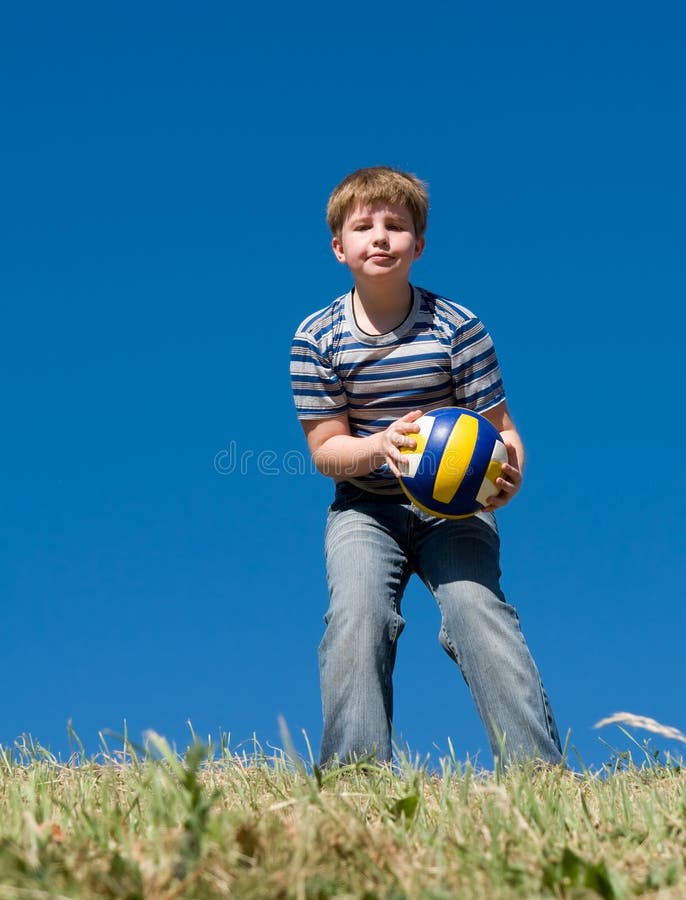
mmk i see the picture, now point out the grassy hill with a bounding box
[0,729,684,898]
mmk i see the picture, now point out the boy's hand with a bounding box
[482,441,522,511]
[380,409,423,478]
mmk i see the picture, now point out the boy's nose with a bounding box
[371,227,389,246]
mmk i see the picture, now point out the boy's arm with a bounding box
[480,400,525,510]
[302,410,424,480]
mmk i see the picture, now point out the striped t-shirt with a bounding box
[290,285,506,493]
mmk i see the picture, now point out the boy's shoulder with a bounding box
[416,286,482,328]
[293,292,347,339]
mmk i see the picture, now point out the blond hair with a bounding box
[326,166,429,238]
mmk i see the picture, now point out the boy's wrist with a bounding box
[366,432,388,470]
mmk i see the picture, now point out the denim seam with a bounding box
[439,624,460,664]
[433,594,464,670]
[538,682,560,745]
[389,613,402,644]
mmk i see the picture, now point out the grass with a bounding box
[0,725,685,899]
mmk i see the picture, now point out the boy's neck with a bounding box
[351,281,413,336]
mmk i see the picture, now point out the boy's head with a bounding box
[326,166,429,239]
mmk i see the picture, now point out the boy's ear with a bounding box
[414,236,426,259]
[331,235,346,264]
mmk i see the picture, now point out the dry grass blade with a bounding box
[594,712,686,745]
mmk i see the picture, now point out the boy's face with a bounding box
[332,202,425,285]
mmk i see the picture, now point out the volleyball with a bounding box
[398,407,508,518]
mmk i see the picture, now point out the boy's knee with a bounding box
[324,600,405,646]
[439,581,512,638]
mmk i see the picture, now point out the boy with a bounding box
[290,166,562,768]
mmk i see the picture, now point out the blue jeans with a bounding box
[319,482,562,767]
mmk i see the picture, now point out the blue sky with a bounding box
[2,1,685,770]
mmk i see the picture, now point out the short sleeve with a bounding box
[290,330,349,419]
[450,315,506,412]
